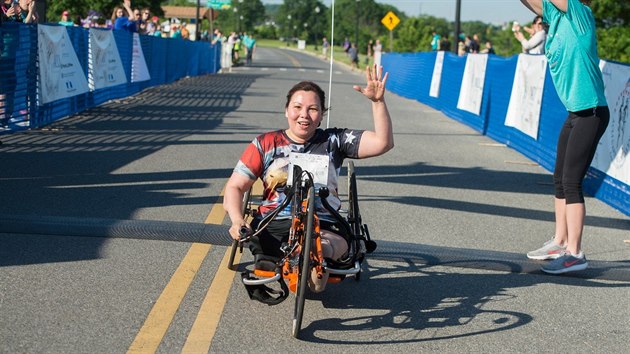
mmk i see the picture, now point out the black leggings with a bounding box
[553,106,610,204]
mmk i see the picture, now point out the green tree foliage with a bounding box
[393,16,450,52]
[214,0,265,34]
[46,0,163,23]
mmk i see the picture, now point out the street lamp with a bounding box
[314,6,320,50]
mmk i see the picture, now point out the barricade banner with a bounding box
[131,33,150,82]
[592,60,630,185]
[429,51,445,98]
[37,25,89,105]
[457,54,488,115]
[88,28,127,91]
[504,54,547,140]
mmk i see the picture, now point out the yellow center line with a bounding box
[182,181,263,353]
[126,242,211,354]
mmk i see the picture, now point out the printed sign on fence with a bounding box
[37,25,89,105]
[429,51,445,98]
[131,33,151,83]
[88,28,127,91]
[457,54,488,115]
[592,60,630,185]
[504,54,547,140]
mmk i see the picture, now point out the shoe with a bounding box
[527,239,566,260]
[253,255,277,272]
[541,252,588,274]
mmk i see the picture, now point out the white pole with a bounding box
[326,0,335,129]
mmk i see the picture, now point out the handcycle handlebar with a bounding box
[238,226,251,243]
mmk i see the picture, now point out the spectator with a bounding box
[181,22,190,40]
[513,15,547,54]
[342,37,350,54]
[1,0,36,128]
[440,35,452,52]
[170,23,181,39]
[220,31,233,72]
[244,33,256,66]
[348,42,359,71]
[137,8,150,34]
[373,39,382,66]
[321,37,329,59]
[457,34,466,56]
[521,0,609,274]
[112,0,136,33]
[58,10,73,26]
[2,0,36,23]
[430,31,441,51]
[469,34,481,53]
[365,39,373,65]
[482,41,496,54]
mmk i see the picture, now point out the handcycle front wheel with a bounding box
[292,185,315,339]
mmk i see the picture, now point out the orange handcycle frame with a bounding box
[227,161,375,338]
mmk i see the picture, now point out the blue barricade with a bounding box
[382,51,630,217]
[0,23,220,133]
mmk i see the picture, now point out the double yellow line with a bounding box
[127,182,262,354]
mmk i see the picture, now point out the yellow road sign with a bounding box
[381,11,400,31]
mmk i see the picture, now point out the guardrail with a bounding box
[382,51,629,217]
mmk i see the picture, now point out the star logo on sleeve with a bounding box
[344,131,357,145]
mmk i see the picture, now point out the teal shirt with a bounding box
[543,0,607,111]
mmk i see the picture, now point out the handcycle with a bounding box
[227,160,376,338]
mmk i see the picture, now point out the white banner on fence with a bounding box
[592,60,630,185]
[131,33,150,83]
[37,25,89,105]
[429,51,445,98]
[504,54,547,140]
[457,54,488,115]
[88,29,127,91]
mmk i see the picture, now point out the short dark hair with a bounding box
[285,81,327,113]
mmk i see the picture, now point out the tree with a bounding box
[214,0,265,34]
[46,0,163,23]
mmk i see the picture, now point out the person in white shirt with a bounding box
[513,15,547,54]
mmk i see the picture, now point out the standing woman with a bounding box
[521,0,609,274]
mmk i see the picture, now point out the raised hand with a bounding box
[353,64,389,103]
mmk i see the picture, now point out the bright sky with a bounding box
[262,0,537,26]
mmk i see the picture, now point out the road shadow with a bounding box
[298,256,630,344]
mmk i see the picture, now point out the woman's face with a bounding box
[285,90,323,143]
[116,9,124,18]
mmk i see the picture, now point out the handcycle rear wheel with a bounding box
[228,187,252,270]
[347,161,361,237]
[292,186,315,338]
[347,161,363,281]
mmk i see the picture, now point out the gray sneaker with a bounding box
[527,239,566,260]
[541,253,588,274]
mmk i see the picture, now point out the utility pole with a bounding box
[454,0,461,54]
[195,0,200,41]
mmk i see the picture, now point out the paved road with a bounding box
[1,47,629,353]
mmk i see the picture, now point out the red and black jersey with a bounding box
[234,128,364,219]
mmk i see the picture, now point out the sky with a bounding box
[262,1,537,26]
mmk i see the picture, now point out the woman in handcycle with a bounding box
[223,64,393,298]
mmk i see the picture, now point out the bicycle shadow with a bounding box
[298,256,630,344]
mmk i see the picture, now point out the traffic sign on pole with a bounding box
[381,11,400,31]
[207,0,231,10]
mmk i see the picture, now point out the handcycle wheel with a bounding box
[228,187,252,270]
[292,186,315,339]
[347,161,361,237]
[347,161,362,281]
